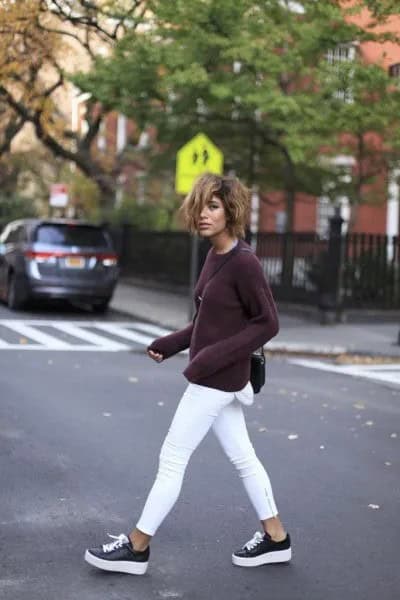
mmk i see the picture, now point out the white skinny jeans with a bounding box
[136,382,278,536]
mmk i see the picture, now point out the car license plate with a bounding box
[65,256,85,268]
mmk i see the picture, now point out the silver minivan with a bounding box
[0,219,119,312]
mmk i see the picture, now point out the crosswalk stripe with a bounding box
[290,358,400,387]
[93,323,155,346]
[50,322,130,351]
[0,320,185,353]
[129,323,173,337]
[2,321,71,349]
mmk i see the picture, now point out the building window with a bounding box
[275,211,287,233]
[97,121,106,151]
[317,197,334,238]
[326,43,356,103]
[326,43,356,65]
[116,114,127,153]
[389,63,400,78]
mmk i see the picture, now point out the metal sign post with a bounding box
[188,235,200,322]
[175,132,224,323]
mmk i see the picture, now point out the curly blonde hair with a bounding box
[180,173,250,238]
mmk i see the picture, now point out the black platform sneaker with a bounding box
[84,533,149,575]
[232,531,291,567]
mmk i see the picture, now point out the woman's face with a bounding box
[197,195,228,238]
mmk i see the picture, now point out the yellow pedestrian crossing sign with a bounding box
[175,133,224,194]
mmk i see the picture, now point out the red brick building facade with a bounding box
[82,8,400,237]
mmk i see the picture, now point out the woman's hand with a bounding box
[148,349,164,363]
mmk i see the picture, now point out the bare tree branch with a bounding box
[0,112,25,156]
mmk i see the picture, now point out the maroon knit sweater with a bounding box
[147,239,279,391]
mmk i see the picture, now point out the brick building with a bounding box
[82,8,400,237]
[257,9,400,237]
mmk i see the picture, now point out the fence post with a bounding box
[319,213,344,324]
[188,235,200,322]
[281,232,294,295]
[118,224,130,273]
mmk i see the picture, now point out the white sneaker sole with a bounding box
[84,550,148,575]
[232,547,292,567]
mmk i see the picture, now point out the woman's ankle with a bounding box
[129,529,151,552]
[262,516,286,542]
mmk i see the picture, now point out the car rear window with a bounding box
[34,224,110,247]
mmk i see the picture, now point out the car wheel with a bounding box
[7,272,28,310]
[92,299,110,314]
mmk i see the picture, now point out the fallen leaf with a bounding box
[19,338,28,345]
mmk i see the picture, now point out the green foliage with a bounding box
[110,195,181,230]
[59,167,103,222]
[73,0,400,221]
[0,193,38,227]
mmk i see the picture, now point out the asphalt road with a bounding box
[0,302,399,600]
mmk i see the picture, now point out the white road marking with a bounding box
[1,321,71,350]
[51,322,130,351]
[129,322,175,337]
[0,320,173,352]
[290,358,400,387]
[93,323,154,346]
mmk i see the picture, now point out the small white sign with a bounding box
[50,183,69,207]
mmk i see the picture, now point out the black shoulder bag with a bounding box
[194,245,266,394]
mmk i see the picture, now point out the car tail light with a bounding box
[24,250,118,267]
[97,253,118,267]
[24,250,59,263]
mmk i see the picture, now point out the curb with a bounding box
[267,342,347,357]
[110,303,400,363]
[267,346,400,363]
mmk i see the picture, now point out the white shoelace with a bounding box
[102,533,129,553]
[243,531,264,551]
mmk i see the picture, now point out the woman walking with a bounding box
[84,174,291,575]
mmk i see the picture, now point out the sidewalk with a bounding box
[111,279,400,359]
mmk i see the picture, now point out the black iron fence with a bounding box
[112,221,400,311]
[111,227,192,285]
[341,233,400,309]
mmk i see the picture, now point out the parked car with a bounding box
[0,219,119,312]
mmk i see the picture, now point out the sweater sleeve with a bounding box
[183,255,279,382]
[147,322,194,359]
